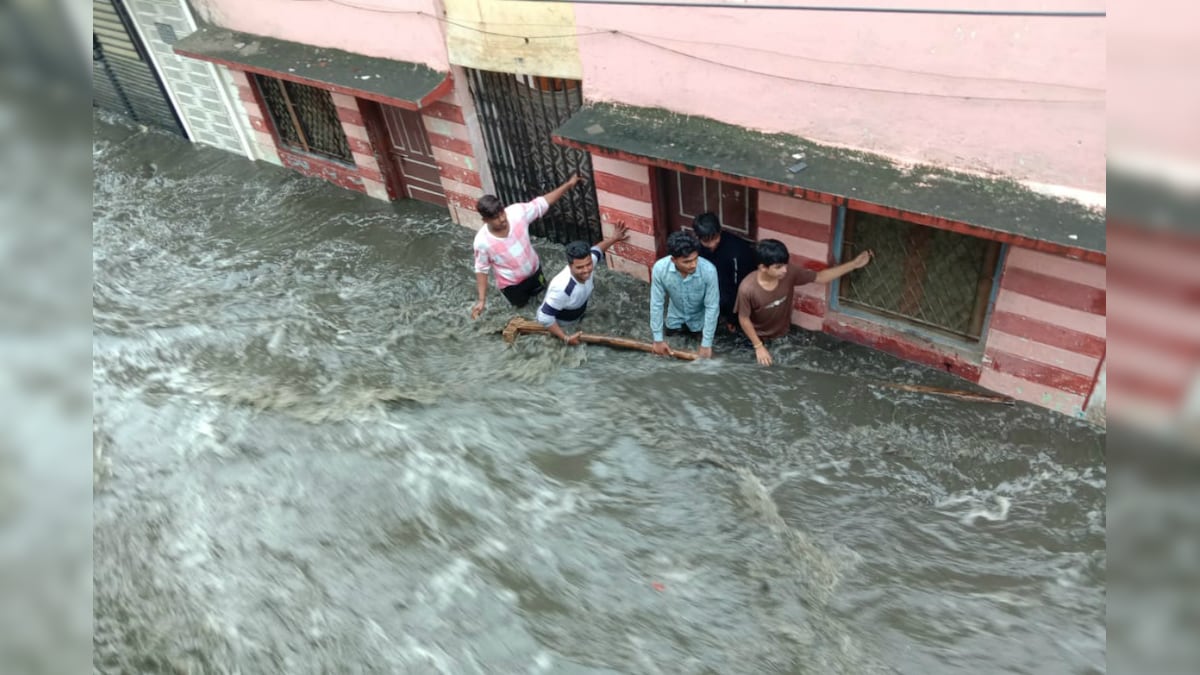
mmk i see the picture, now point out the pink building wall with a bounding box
[572,2,1105,194]
[588,152,1107,417]
[192,0,450,71]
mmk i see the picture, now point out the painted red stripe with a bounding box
[1108,264,1200,307]
[335,106,364,126]
[357,165,383,183]
[237,84,256,104]
[446,191,479,211]
[436,161,482,189]
[823,317,982,382]
[422,100,465,124]
[985,349,1095,395]
[1002,267,1106,315]
[279,149,366,193]
[757,209,831,244]
[599,205,655,236]
[594,170,652,202]
[791,254,828,272]
[427,132,474,156]
[1107,317,1200,360]
[1107,371,1188,407]
[611,241,658,266]
[249,116,269,133]
[987,310,1106,359]
[795,294,827,317]
[347,136,373,155]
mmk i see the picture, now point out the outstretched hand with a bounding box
[851,250,874,269]
[470,300,485,320]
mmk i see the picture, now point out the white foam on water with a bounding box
[935,492,1013,526]
[960,496,1012,525]
[530,651,554,673]
[514,485,583,531]
[628,634,666,675]
[397,634,456,674]
[422,557,479,610]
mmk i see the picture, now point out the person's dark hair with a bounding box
[756,238,790,266]
[476,195,504,220]
[667,230,700,258]
[692,212,721,240]
[565,241,591,263]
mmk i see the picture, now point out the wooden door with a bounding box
[661,169,755,237]
[380,105,447,207]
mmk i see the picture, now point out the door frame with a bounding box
[653,166,758,250]
[358,99,404,201]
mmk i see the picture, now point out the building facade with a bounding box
[166,0,1109,423]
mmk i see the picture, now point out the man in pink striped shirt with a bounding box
[471,174,583,319]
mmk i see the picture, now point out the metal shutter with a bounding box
[92,0,183,135]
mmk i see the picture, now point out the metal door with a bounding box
[464,70,601,244]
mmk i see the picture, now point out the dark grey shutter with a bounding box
[92,0,184,135]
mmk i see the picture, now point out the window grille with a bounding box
[838,211,1002,341]
[254,75,352,163]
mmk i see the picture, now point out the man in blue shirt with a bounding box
[650,230,720,359]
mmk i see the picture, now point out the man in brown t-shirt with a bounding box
[735,239,873,366]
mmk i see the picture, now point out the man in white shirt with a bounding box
[536,223,628,344]
[471,174,583,319]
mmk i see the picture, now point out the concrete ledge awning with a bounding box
[553,103,1105,262]
[174,26,451,110]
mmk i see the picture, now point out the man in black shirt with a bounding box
[693,211,757,330]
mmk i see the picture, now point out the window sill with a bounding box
[822,308,987,382]
[277,144,357,170]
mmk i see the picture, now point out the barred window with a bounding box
[838,211,1002,342]
[253,75,352,163]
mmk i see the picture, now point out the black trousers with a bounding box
[499,267,547,307]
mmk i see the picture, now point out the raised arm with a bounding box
[594,222,629,253]
[814,250,873,284]
[542,174,583,208]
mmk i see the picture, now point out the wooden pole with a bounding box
[501,317,699,361]
[498,318,1014,404]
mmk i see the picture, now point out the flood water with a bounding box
[93,115,1105,674]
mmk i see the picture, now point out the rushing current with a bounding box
[93,115,1105,674]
